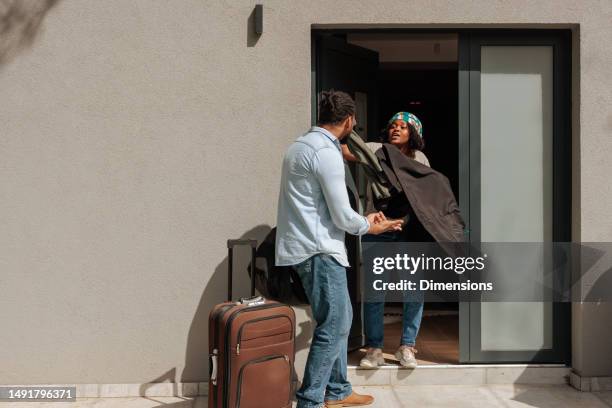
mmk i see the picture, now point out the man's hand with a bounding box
[366,211,387,225]
[366,212,404,235]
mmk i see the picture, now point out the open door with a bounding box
[313,34,379,350]
[458,30,571,363]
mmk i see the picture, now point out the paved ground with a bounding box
[0,385,611,408]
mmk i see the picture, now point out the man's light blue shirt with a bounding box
[275,126,370,267]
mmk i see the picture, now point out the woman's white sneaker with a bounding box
[359,347,384,369]
[395,345,418,369]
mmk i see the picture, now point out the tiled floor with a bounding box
[359,385,612,408]
[2,386,610,407]
[349,313,459,366]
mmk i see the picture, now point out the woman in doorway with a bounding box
[342,111,430,369]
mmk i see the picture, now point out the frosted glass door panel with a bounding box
[480,46,553,351]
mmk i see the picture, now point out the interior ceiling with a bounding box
[346,33,458,63]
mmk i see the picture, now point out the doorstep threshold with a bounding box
[347,363,570,385]
[348,363,568,369]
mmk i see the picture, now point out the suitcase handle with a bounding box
[210,350,218,385]
[227,239,257,248]
[239,295,265,306]
[227,239,258,301]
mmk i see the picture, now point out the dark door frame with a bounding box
[460,30,572,364]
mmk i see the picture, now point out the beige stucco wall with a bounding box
[1,0,611,384]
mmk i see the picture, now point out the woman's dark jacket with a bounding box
[375,144,465,243]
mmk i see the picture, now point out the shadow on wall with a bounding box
[291,305,315,393]
[139,368,207,408]
[246,6,261,48]
[180,224,273,383]
[139,368,177,404]
[0,0,60,66]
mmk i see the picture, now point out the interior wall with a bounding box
[347,33,458,62]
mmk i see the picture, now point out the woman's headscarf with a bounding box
[387,112,423,140]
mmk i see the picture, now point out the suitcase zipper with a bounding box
[211,304,233,406]
[223,303,289,408]
[235,354,291,408]
[236,314,294,355]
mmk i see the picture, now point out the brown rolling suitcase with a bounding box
[208,238,296,408]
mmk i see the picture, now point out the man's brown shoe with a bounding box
[325,391,374,407]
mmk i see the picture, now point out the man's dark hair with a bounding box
[317,90,355,125]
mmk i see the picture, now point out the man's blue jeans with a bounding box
[293,254,353,408]
[362,231,424,348]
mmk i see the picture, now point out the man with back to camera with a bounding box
[276,90,403,407]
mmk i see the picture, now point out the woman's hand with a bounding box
[341,144,358,162]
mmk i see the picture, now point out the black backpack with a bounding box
[248,228,309,305]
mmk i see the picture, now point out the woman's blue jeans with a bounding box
[293,254,353,408]
[362,231,424,348]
